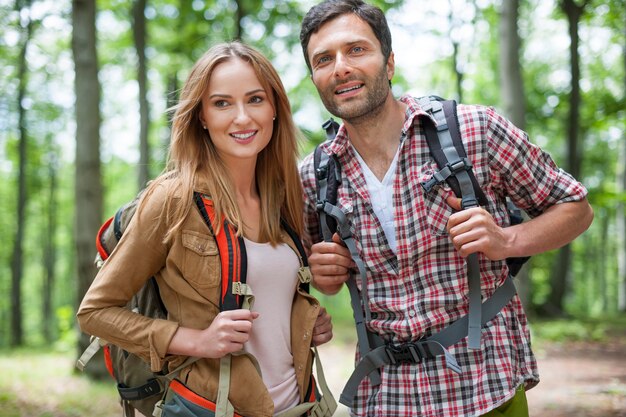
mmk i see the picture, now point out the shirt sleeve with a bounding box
[484,106,588,218]
[76,183,180,372]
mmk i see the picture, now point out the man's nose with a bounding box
[333,53,353,78]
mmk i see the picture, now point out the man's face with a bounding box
[306,13,394,122]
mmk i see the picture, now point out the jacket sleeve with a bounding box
[76,183,180,372]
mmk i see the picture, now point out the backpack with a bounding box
[77,190,336,417]
[313,95,529,407]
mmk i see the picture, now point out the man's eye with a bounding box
[351,46,364,53]
[317,56,331,65]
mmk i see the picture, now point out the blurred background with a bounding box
[0,0,624,416]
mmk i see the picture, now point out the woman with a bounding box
[77,42,334,417]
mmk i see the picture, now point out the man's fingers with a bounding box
[446,195,462,211]
[331,232,345,246]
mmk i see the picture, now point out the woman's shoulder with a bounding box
[138,174,184,212]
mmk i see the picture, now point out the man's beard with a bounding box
[319,64,390,125]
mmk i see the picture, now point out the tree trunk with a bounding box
[42,137,58,343]
[234,0,244,40]
[498,0,532,310]
[545,0,589,316]
[10,2,33,347]
[498,0,525,127]
[447,0,463,102]
[618,22,626,313]
[72,0,104,376]
[133,0,150,190]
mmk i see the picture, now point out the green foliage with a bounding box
[530,315,626,344]
[1,0,625,350]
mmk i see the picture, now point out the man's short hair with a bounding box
[300,0,393,72]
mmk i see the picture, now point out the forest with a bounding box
[0,0,625,414]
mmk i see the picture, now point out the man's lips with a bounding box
[335,83,364,95]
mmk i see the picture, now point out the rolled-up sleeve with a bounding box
[484,107,588,218]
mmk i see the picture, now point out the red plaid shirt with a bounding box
[299,95,588,417]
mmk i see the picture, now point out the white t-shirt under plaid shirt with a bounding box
[299,95,588,417]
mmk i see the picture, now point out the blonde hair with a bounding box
[143,42,304,245]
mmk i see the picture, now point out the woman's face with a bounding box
[200,57,275,168]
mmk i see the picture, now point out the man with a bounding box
[298,1,594,416]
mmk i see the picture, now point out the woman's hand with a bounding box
[168,309,259,358]
[312,307,333,346]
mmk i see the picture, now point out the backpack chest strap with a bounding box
[339,275,517,407]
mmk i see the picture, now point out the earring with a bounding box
[202,125,207,129]
[272,116,276,121]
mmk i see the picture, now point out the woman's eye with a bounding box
[214,100,228,108]
[249,96,263,104]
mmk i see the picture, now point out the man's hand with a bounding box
[445,195,594,260]
[308,233,353,295]
[312,307,333,346]
[445,196,513,260]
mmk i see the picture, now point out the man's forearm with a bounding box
[506,199,593,258]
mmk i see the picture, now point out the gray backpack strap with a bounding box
[339,275,517,406]
[314,141,383,387]
[419,96,484,350]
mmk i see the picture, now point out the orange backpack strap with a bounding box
[193,192,247,311]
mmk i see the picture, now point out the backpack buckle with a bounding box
[386,343,423,365]
[298,267,312,284]
[421,177,439,193]
[231,282,252,296]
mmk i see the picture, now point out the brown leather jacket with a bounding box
[77,178,320,417]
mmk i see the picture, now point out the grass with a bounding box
[0,349,121,417]
[0,315,624,416]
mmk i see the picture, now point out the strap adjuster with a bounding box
[386,343,423,365]
[448,158,471,173]
[420,158,472,193]
[315,165,329,181]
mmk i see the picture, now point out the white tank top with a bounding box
[243,238,300,414]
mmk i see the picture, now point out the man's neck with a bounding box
[343,95,407,181]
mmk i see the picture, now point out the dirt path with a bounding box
[316,337,626,417]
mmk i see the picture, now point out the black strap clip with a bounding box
[386,343,423,365]
[117,378,162,401]
[421,158,472,193]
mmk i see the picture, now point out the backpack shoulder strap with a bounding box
[419,96,489,208]
[193,192,247,311]
[314,119,384,387]
[418,95,485,349]
[313,123,342,243]
[280,218,311,294]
